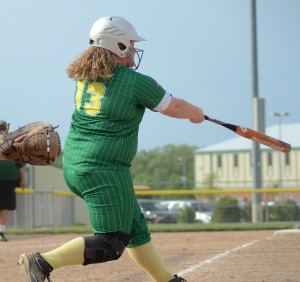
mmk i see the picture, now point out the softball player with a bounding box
[0,120,27,242]
[18,16,204,282]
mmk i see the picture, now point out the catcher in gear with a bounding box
[18,16,204,282]
[0,122,61,165]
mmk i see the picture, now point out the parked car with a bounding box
[166,200,213,224]
[137,199,177,223]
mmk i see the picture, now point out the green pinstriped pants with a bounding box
[63,168,151,248]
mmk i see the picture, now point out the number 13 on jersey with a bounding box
[75,81,106,116]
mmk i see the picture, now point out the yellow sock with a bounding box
[126,241,173,282]
[41,237,85,269]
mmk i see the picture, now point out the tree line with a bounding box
[130,144,199,190]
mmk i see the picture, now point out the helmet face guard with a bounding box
[89,16,146,69]
[129,48,144,70]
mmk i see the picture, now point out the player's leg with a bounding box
[0,180,17,241]
[126,197,186,282]
[18,232,130,282]
[18,169,132,280]
[47,168,133,262]
[0,209,9,241]
[77,169,183,281]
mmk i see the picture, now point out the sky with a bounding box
[0,0,299,151]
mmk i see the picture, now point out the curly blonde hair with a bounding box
[66,47,118,81]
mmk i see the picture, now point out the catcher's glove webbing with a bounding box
[0,122,61,166]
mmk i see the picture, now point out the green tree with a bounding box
[176,206,196,223]
[267,199,300,221]
[212,196,240,223]
[131,144,199,192]
[200,173,220,201]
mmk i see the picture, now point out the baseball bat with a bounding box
[204,115,291,153]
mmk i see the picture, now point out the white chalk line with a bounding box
[178,239,260,276]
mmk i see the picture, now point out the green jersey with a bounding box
[0,161,25,181]
[63,65,166,171]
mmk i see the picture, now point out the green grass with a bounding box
[6,221,299,235]
[147,222,299,232]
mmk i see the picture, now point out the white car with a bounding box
[138,199,177,224]
[165,200,213,224]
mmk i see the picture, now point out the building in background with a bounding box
[194,123,300,190]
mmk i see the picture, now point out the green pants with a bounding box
[63,168,150,248]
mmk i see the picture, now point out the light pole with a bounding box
[271,112,289,189]
[250,0,265,223]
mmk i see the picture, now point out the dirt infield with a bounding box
[1,230,300,282]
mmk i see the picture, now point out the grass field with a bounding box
[6,221,300,235]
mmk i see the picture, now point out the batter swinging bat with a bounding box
[204,115,291,153]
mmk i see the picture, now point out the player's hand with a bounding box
[15,134,27,142]
[189,107,204,123]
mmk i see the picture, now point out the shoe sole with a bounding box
[18,254,31,282]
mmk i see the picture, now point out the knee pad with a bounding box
[83,231,130,265]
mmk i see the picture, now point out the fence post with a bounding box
[28,191,34,229]
[265,191,269,222]
[48,186,54,227]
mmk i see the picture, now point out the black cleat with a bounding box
[0,232,8,242]
[169,274,187,282]
[18,252,53,282]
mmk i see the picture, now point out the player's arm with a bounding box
[136,74,204,123]
[18,167,27,189]
[0,152,7,160]
[159,95,204,123]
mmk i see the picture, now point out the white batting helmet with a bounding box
[89,16,146,58]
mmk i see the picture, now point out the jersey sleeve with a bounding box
[16,163,26,169]
[152,92,172,112]
[133,73,169,110]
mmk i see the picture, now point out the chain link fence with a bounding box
[8,188,75,229]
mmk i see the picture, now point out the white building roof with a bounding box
[197,123,300,153]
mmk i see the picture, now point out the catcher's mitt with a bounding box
[0,122,61,165]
